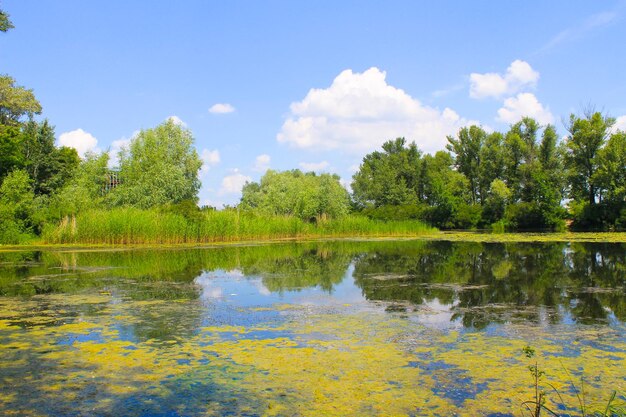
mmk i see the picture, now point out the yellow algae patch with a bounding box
[54,320,101,335]
[202,313,453,416]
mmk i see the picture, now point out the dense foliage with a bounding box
[241,169,350,221]
[352,115,625,231]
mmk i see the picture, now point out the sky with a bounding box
[2,1,626,207]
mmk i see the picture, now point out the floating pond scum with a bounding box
[0,241,625,416]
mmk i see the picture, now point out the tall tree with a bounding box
[351,138,422,208]
[447,125,486,204]
[20,120,79,195]
[0,75,42,125]
[595,131,626,207]
[478,132,505,204]
[565,112,614,205]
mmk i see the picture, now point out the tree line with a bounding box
[352,114,625,231]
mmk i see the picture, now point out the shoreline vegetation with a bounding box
[2,207,625,249]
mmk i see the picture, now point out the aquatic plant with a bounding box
[520,345,626,417]
[40,208,435,245]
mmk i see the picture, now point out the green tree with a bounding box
[594,131,626,228]
[447,125,486,204]
[0,8,13,32]
[351,138,422,208]
[482,179,511,226]
[565,112,614,205]
[241,169,349,221]
[478,132,505,205]
[49,152,109,218]
[595,131,626,204]
[420,151,476,228]
[0,75,42,125]
[0,124,25,180]
[0,169,35,243]
[110,120,202,209]
[21,120,79,195]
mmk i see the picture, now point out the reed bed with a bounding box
[41,208,435,245]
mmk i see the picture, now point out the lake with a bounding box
[0,240,624,416]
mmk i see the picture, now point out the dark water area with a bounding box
[0,240,625,416]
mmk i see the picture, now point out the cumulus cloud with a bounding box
[277,67,473,154]
[470,60,540,99]
[496,93,554,125]
[299,161,329,172]
[167,115,187,126]
[220,169,251,194]
[58,128,99,157]
[199,149,221,177]
[253,154,271,172]
[209,103,235,114]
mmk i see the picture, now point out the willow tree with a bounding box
[110,119,202,209]
[241,169,349,221]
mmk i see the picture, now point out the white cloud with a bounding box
[167,115,187,126]
[299,161,329,172]
[277,67,473,154]
[253,154,271,172]
[58,128,99,157]
[470,60,540,99]
[220,169,251,194]
[199,149,221,177]
[209,103,235,114]
[612,115,626,133]
[496,93,554,125]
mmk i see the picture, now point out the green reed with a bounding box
[41,208,435,245]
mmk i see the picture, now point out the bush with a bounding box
[505,202,565,231]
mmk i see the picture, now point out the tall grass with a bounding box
[41,208,435,245]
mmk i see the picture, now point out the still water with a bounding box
[0,240,624,416]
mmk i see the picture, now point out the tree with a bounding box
[420,151,476,228]
[0,124,25,180]
[0,75,42,125]
[0,169,35,243]
[447,125,486,204]
[49,152,109,218]
[241,169,349,221]
[351,138,422,208]
[110,119,202,209]
[478,132,505,205]
[0,8,13,32]
[565,112,614,205]
[595,131,626,204]
[594,131,626,228]
[21,119,79,195]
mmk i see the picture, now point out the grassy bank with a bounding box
[40,208,436,245]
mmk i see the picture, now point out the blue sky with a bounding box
[2,1,626,206]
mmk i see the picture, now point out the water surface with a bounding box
[0,240,624,416]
